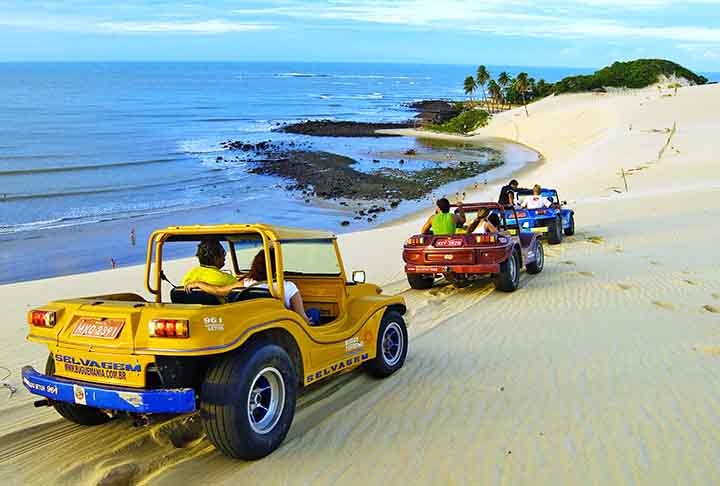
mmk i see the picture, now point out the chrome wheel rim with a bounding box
[382,322,403,367]
[536,243,544,270]
[509,253,518,283]
[247,367,285,435]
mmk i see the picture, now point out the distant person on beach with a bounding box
[130,228,136,247]
[184,249,317,324]
[421,198,465,235]
[110,258,117,269]
[467,209,499,234]
[180,239,237,288]
[521,185,551,209]
[498,179,519,206]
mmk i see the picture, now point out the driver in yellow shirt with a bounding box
[181,240,237,288]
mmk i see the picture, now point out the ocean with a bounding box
[2,62,709,283]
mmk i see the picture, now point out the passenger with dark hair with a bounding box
[184,249,315,324]
[180,239,237,288]
[498,179,519,206]
[421,198,466,235]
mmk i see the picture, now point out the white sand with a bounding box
[2,84,720,485]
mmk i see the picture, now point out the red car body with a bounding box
[403,202,544,291]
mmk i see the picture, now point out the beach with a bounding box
[2,82,720,485]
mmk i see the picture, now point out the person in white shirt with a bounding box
[184,249,313,323]
[521,185,551,210]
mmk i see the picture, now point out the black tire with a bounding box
[45,354,112,426]
[200,343,297,460]
[493,249,521,292]
[367,311,408,378]
[443,272,471,288]
[407,273,434,290]
[564,213,575,236]
[526,240,544,274]
[547,216,563,245]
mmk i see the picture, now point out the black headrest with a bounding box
[170,288,221,305]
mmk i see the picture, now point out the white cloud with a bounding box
[98,19,275,34]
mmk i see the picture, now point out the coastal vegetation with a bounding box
[459,59,707,112]
[439,58,708,132]
[427,109,490,135]
[552,59,708,94]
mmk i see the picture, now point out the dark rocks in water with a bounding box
[405,99,462,124]
[218,138,503,203]
[404,149,417,155]
[276,119,412,137]
[216,156,223,162]
[372,159,380,163]
[399,159,405,164]
[340,220,350,226]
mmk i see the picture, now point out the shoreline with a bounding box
[0,135,539,285]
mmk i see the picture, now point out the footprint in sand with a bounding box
[565,271,594,278]
[681,279,699,286]
[586,236,604,244]
[614,246,623,253]
[560,260,576,265]
[711,293,720,300]
[617,283,633,290]
[649,260,661,266]
[703,305,720,314]
[652,300,677,311]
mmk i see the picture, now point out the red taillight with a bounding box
[149,319,189,338]
[474,234,498,244]
[406,236,425,246]
[535,209,547,215]
[516,211,527,218]
[29,310,56,328]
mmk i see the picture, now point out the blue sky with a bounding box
[1,0,719,71]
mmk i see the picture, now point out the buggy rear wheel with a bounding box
[407,273,434,290]
[45,354,113,426]
[493,249,520,292]
[200,343,297,460]
[564,214,575,236]
[547,216,563,245]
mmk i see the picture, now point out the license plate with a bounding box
[72,318,125,339]
[531,227,548,233]
[435,239,463,247]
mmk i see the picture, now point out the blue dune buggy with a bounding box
[505,188,575,245]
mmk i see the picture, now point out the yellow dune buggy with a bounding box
[22,224,407,459]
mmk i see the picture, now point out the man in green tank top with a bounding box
[421,198,466,235]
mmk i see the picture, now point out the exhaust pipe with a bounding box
[33,399,52,407]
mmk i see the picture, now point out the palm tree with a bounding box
[514,72,530,117]
[476,65,490,111]
[498,71,510,109]
[488,80,502,113]
[463,75,477,103]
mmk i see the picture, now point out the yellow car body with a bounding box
[23,224,407,459]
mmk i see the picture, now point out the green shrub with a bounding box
[553,59,707,94]
[428,109,490,134]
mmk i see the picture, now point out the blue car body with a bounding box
[505,188,575,243]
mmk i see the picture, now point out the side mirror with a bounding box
[352,270,366,284]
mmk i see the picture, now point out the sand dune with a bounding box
[2,84,720,485]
